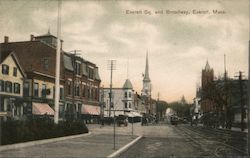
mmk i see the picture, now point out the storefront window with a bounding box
[34,83,39,97]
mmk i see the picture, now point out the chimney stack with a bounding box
[30,34,34,41]
[4,36,9,43]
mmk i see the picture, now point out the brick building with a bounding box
[0,32,101,121]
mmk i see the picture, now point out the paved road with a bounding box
[118,123,248,158]
[0,122,247,157]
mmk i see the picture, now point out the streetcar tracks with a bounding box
[178,125,247,157]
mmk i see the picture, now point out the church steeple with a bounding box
[143,51,150,82]
[141,51,151,97]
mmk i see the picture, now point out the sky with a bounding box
[0,0,249,103]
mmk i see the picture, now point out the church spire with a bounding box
[143,51,150,81]
[205,60,210,71]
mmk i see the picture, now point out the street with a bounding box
[0,122,247,157]
[118,123,247,157]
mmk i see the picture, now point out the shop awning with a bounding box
[125,111,142,117]
[82,105,100,115]
[32,102,54,115]
[132,112,142,117]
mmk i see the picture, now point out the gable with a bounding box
[0,53,25,78]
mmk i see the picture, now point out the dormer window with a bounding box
[2,64,9,75]
[74,62,81,76]
[87,67,94,79]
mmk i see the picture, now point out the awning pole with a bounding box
[54,0,62,124]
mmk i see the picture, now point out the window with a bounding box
[67,80,72,95]
[124,92,127,98]
[129,92,132,98]
[34,83,39,97]
[75,62,81,76]
[95,88,98,100]
[60,87,64,100]
[2,64,9,75]
[23,82,30,96]
[5,81,12,93]
[14,83,20,94]
[74,84,80,96]
[41,84,46,98]
[129,102,131,108]
[82,84,86,97]
[87,87,90,98]
[0,80,4,92]
[43,58,49,70]
[124,102,127,108]
[13,67,17,77]
[88,67,94,79]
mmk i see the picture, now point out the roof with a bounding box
[0,40,64,78]
[0,50,12,63]
[94,67,101,81]
[123,79,133,89]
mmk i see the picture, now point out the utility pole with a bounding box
[248,40,250,156]
[54,0,62,124]
[157,92,160,121]
[235,71,245,131]
[224,54,228,129]
[100,85,104,124]
[107,60,116,149]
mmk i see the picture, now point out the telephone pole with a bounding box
[235,71,245,131]
[108,60,116,117]
[54,0,62,124]
[108,60,116,150]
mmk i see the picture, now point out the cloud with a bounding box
[0,0,248,102]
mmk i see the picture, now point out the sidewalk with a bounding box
[0,124,139,158]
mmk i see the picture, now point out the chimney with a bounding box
[30,34,34,41]
[4,36,9,43]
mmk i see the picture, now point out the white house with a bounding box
[0,51,25,119]
[101,79,141,117]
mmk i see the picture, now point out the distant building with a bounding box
[101,79,141,117]
[141,52,155,114]
[0,51,25,119]
[134,92,146,114]
[201,61,214,114]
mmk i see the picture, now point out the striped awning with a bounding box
[32,102,54,115]
[82,105,100,115]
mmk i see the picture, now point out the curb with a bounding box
[0,132,92,152]
[107,135,143,158]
